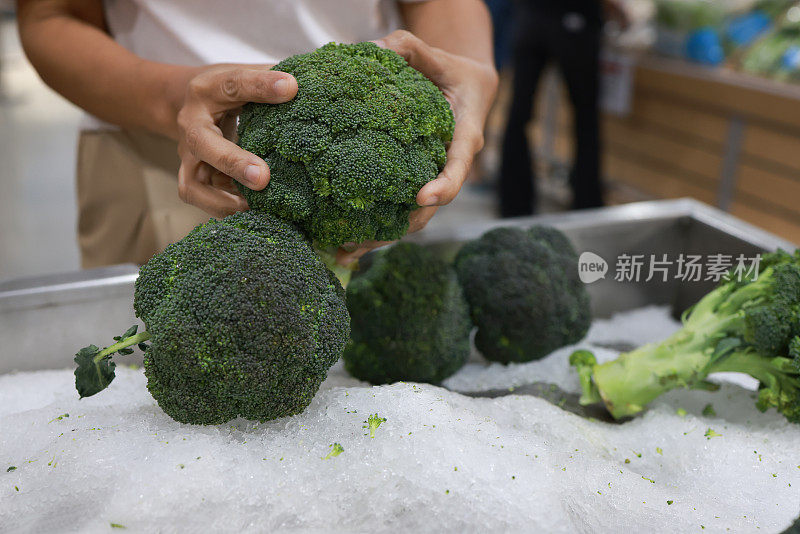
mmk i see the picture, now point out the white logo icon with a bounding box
[578,252,608,284]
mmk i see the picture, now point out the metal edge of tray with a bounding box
[0,264,140,313]
[411,198,797,251]
[684,200,798,251]
[1,199,795,314]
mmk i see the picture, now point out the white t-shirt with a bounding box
[83,0,426,129]
[103,0,424,66]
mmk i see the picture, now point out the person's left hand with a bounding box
[336,30,498,265]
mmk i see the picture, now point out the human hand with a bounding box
[176,65,298,217]
[335,30,498,265]
[377,30,497,209]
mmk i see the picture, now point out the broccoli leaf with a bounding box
[74,345,116,398]
[73,326,151,399]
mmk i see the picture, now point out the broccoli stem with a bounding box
[590,344,713,419]
[313,245,357,287]
[94,332,151,363]
[709,351,799,412]
[587,305,744,419]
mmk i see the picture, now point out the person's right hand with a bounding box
[175,65,298,218]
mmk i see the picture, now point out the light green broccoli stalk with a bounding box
[571,250,800,422]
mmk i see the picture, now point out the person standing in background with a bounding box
[16,0,497,267]
[499,0,628,217]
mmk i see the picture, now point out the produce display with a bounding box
[237,42,455,247]
[572,249,800,421]
[343,242,472,385]
[454,226,591,364]
[40,36,800,531]
[70,41,456,425]
[650,0,800,84]
[7,306,800,532]
[741,14,800,81]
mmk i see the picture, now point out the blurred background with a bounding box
[2,0,800,283]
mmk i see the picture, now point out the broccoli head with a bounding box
[75,211,350,425]
[237,42,455,247]
[454,225,591,364]
[571,249,800,421]
[343,242,471,384]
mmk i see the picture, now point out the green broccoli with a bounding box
[74,211,350,425]
[322,443,344,459]
[342,242,471,384]
[237,42,455,248]
[454,226,591,364]
[571,250,800,421]
[363,414,386,438]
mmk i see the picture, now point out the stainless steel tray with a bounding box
[1,198,795,374]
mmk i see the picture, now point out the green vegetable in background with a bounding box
[454,226,591,364]
[655,0,726,30]
[237,42,455,248]
[343,242,471,384]
[571,250,800,422]
[741,16,800,82]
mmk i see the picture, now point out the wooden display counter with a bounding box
[547,55,800,244]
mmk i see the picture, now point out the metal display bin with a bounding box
[1,198,795,375]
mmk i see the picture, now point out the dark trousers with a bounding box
[499,4,603,216]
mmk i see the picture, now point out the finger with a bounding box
[373,30,445,80]
[335,240,394,265]
[178,158,248,218]
[416,123,483,206]
[210,170,243,196]
[335,248,365,266]
[336,247,369,266]
[182,119,270,190]
[408,206,438,234]
[191,68,298,107]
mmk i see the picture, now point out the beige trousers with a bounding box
[76,129,211,268]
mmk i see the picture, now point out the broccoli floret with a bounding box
[571,250,800,421]
[237,42,455,247]
[74,211,350,425]
[342,243,471,384]
[322,443,344,460]
[454,226,591,364]
[363,414,386,438]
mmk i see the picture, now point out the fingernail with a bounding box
[371,39,386,48]
[273,78,288,95]
[244,165,263,187]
